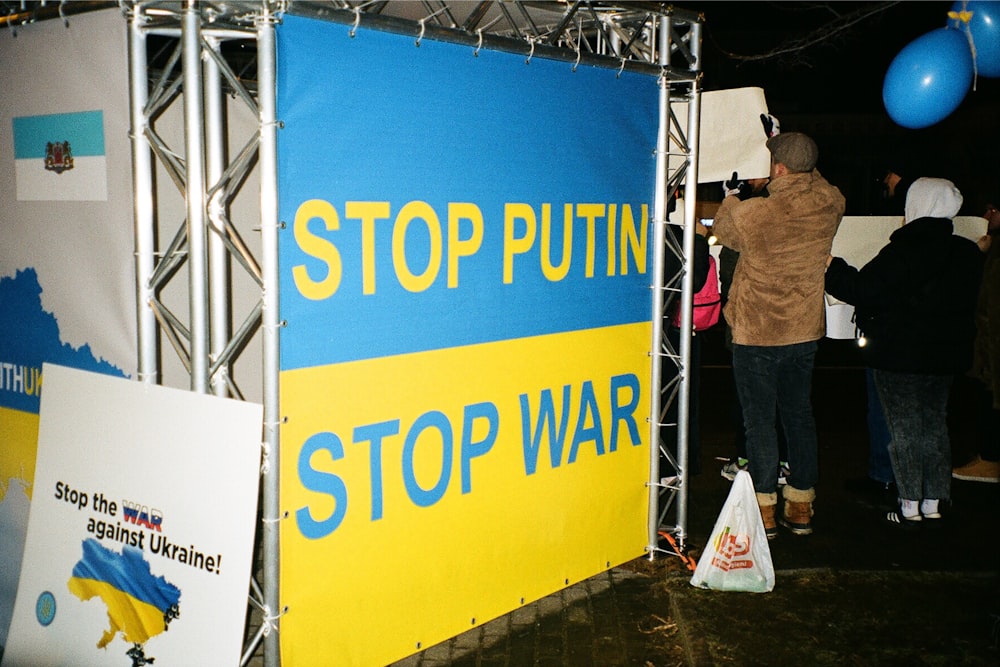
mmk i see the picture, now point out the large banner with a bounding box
[277,14,658,665]
[2,365,262,666]
[0,10,135,655]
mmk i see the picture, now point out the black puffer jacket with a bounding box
[825,217,984,374]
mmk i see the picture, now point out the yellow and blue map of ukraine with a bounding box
[67,538,181,648]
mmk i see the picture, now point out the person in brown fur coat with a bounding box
[713,132,845,538]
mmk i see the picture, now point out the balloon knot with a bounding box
[947,10,974,24]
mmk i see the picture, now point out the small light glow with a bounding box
[857,336,868,348]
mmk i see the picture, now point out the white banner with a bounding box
[0,10,137,655]
[0,8,135,372]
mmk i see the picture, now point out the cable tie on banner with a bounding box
[525,37,536,64]
[261,511,289,525]
[260,441,271,474]
[59,0,68,27]
[416,17,428,47]
[414,5,448,47]
[349,6,360,38]
[617,57,627,78]
[572,44,582,72]
[474,29,483,57]
[259,605,289,637]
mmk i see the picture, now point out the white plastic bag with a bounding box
[690,470,775,592]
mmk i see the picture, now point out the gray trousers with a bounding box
[873,369,953,502]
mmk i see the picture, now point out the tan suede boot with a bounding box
[780,486,816,535]
[757,492,778,540]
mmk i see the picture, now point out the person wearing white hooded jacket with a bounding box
[825,177,985,527]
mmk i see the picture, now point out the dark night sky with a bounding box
[696,1,999,113]
[689,1,1000,211]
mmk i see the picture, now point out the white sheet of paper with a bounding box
[669,87,772,184]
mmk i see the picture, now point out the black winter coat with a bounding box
[825,217,984,374]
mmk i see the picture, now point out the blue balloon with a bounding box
[948,1,1000,77]
[883,27,974,129]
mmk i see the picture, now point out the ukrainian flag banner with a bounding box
[277,14,659,665]
[12,110,108,202]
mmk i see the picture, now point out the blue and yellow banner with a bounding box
[277,13,659,665]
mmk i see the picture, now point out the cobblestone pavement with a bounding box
[390,565,682,667]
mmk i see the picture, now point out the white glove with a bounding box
[760,113,780,138]
[723,171,745,197]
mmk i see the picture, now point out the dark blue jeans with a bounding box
[733,342,819,494]
[865,367,895,485]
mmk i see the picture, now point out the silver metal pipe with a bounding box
[646,14,672,557]
[210,303,263,378]
[675,20,703,548]
[256,6,281,666]
[671,19,696,551]
[204,34,231,397]
[183,0,210,393]
[128,4,158,385]
[143,26,256,40]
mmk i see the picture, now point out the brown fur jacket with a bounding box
[713,170,845,346]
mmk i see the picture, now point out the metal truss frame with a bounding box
[123,2,702,664]
[126,3,280,665]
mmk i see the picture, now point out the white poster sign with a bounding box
[2,365,262,666]
[825,215,987,339]
[670,87,772,184]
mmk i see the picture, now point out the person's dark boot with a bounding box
[780,486,815,535]
[757,492,778,540]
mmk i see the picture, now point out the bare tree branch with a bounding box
[712,1,904,65]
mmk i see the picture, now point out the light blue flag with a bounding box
[12,110,107,201]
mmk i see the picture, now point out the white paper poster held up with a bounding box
[690,471,775,593]
[2,364,263,666]
[669,87,772,184]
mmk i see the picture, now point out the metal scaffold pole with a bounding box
[129,5,157,385]
[182,0,210,393]
[676,19,703,546]
[647,15,673,556]
[256,6,281,664]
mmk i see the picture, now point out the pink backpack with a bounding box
[671,255,721,331]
